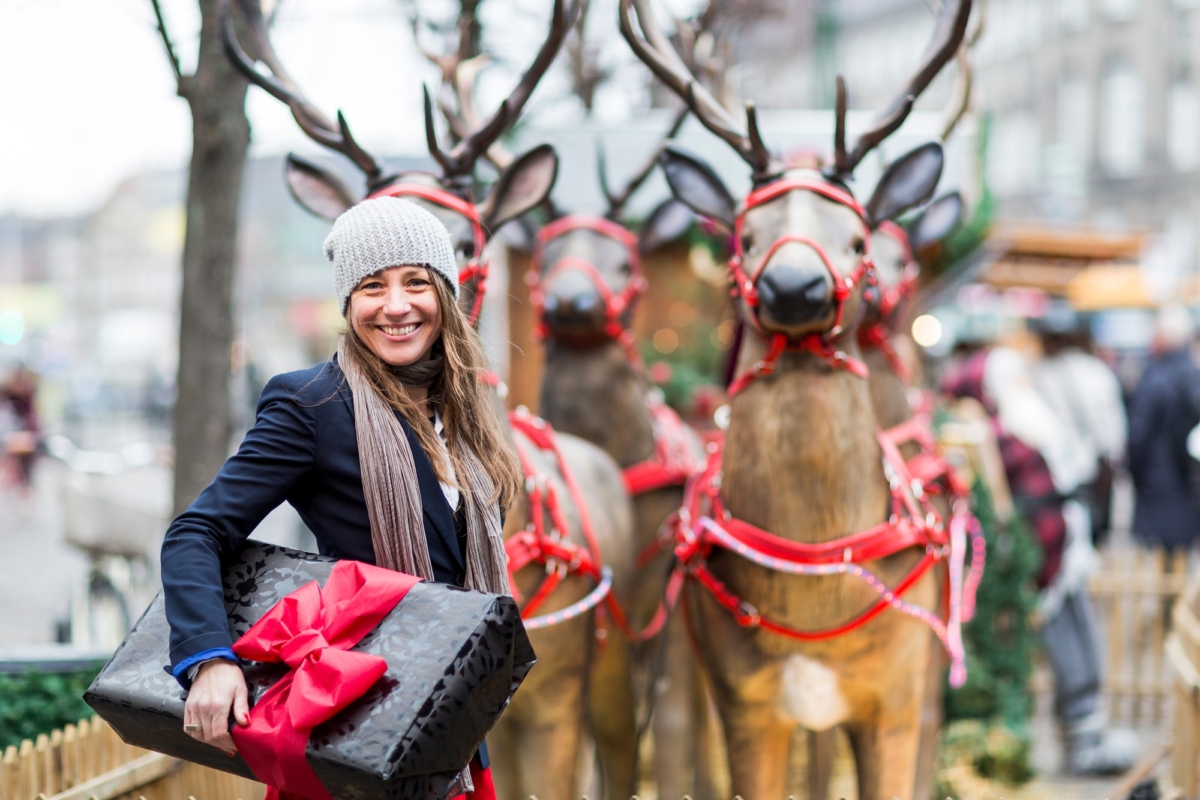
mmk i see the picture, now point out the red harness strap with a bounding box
[368,183,490,326]
[621,395,702,496]
[726,179,875,395]
[670,414,985,685]
[857,221,920,383]
[502,408,672,640]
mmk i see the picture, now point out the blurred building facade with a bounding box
[823,0,1200,284]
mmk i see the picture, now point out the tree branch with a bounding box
[149,0,185,84]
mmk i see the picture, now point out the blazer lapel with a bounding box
[399,415,466,573]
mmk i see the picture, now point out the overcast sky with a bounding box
[1,0,677,218]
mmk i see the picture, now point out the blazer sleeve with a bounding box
[161,372,319,672]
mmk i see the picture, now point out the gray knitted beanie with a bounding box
[324,197,459,314]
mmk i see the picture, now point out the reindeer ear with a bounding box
[659,144,735,230]
[909,191,964,254]
[480,144,559,234]
[864,142,944,228]
[639,199,694,254]
[285,154,359,220]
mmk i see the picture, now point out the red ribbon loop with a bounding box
[231,561,420,800]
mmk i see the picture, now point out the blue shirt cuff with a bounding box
[172,647,238,688]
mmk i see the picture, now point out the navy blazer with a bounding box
[160,360,468,674]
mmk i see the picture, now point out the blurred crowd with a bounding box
[937,303,1200,773]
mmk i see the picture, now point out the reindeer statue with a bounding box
[219,2,640,797]
[527,108,726,800]
[621,0,983,797]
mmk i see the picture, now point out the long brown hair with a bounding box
[340,273,521,511]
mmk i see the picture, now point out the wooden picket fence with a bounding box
[0,717,263,800]
[1087,545,1190,727]
[1169,574,1200,799]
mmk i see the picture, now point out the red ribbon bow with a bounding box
[230,561,420,800]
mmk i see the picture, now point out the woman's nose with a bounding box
[382,288,413,315]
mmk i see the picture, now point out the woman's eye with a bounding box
[361,281,384,291]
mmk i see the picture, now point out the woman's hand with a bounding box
[183,660,250,755]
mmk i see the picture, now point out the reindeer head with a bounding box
[621,0,973,374]
[219,0,571,327]
[529,108,692,347]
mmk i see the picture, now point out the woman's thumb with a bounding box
[233,686,251,726]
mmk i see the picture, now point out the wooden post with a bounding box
[3,744,18,800]
[20,738,37,800]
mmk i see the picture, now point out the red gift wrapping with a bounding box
[230,560,421,800]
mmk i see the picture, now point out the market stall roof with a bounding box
[919,222,1158,313]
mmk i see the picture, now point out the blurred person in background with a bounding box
[1032,303,1127,546]
[942,343,1136,775]
[1,363,41,499]
[1127,304,1200,554]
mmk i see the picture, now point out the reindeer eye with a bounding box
[741,235,755,255]
[458,242,476,259]
[852,238,866,256]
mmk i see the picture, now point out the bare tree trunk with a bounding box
[168,0,250,515]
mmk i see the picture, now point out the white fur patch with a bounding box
[778,654,849,731]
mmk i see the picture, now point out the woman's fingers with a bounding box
[184,660,246,756]
[233,681,250,727]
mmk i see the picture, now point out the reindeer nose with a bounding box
[756,263,833,326]
[543,270,606,331]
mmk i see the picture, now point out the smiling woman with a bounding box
[159,196,521,797]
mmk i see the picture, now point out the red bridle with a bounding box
[368,182,490,327]
[528,214,647,358]
[727,178,875,395]
[857,221,920,383]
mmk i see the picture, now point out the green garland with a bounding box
[945,480,1041,727]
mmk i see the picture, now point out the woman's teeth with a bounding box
[380,323,418,336]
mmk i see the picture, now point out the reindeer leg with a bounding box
[806,728,838,800]
[912,631,946,800]
[652,612,704,800]
[588,615,639,800]
[844,663,928,800]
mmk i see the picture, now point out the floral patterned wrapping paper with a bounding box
[84,541,535,800]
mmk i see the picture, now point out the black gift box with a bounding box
[84,541,535,800]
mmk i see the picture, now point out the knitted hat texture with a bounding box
[324,197,460,314]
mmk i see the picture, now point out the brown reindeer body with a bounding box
[487,385,638,800]
[620,0,974,788]
[540,340,716,800]
[694,314,936,800]
[533,123,720,794]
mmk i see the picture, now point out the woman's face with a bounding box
[348,265,444,366]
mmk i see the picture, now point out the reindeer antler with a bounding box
[831,0,973,178]
[218,0,391,188]
[598,105,688,220]
[424,0,571,180]
[620,0,775,180]
[410,10,514,170]
[941,0,986,141]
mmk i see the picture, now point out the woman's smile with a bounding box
[377,322,421,339]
